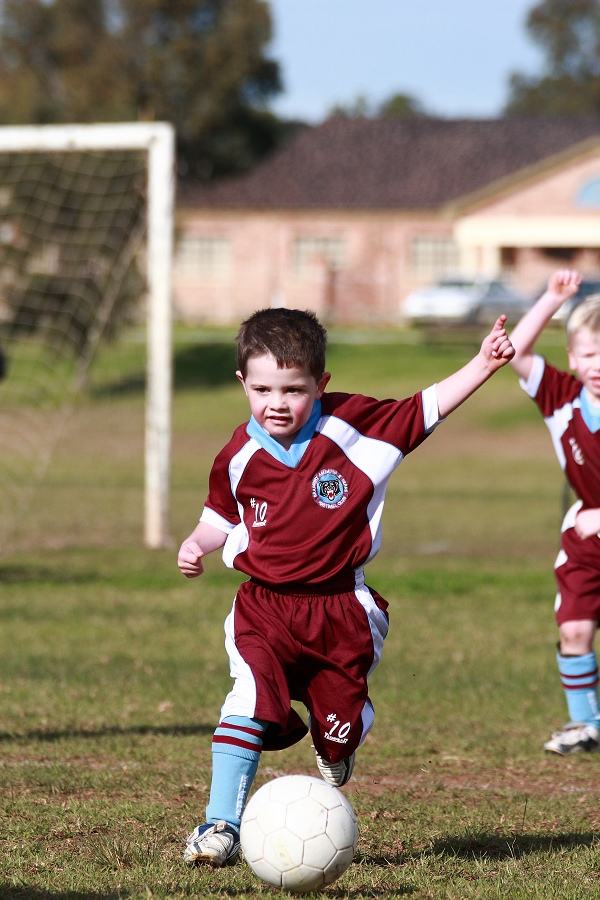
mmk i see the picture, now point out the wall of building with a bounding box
[173,209,453,323]
[173,151,600,322]
[454,152,600,296]
[472,154,600,217]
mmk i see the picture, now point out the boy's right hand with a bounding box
[547,269,581,307]
[177,540,205,578]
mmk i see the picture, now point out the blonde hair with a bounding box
[566,294,600,346]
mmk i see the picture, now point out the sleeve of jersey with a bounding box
[199,446,241,534]
[519,355,581,417]
[324,387,441,455]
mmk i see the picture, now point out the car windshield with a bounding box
[578,282,600,297]
[438,280,476,289]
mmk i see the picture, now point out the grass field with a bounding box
[2,324,600,899]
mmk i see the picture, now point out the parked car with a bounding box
[403,278,530,325]
[551,277,600,322]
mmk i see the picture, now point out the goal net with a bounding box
[0,124,175,553]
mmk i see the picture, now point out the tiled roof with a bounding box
[180,116,600,210]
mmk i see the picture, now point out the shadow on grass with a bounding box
[330,891,414,898]
[0,886,414,900]
[0,723,212,743]
[431,830,599,859]
[0,566,102,585]
[90,371,145,397]
[173,342,236,389]
[0,564,182,592]
[331,881,415,897]
[358,852,406,866]
[0,890,123,899]
[90,342,236,398]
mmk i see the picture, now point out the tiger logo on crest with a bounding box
[311,468,349,509]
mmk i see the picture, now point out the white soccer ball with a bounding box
[240,774,357,893]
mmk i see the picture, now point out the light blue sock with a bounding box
[205,716,267,830]
[558,651,600,727]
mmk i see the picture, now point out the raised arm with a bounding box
[436,315,515,419]
[177,519,228,578]
[509,269,581,381]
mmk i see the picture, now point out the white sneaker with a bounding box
[544,723,600,756]
[314,747,355,786]
[183,820,240,866]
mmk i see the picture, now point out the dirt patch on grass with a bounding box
[349,759,600,801]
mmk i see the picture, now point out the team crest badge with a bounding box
[312,469,348,509]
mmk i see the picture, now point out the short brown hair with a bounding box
[236,308,327,379]
[567,294,600,346]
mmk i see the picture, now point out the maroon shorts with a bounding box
[220,577,389,763]
[555,523,600,625]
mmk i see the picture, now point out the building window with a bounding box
[576,177,600,208]
[542,247,577,262]
[175,235,231,276]
[292,237,345,275]
[410,236,458,278]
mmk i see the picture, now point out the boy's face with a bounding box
[236,353,330,448]
[568,327,600,400]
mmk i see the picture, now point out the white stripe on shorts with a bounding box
[219,598,258,721]
[353,580,389,676]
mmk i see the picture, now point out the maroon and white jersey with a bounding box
[200,387,441,585]
[520,355,600,509]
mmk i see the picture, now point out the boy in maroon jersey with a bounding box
[178,307,514,866]
[510,268,600,755]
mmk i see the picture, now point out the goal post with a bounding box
[0,122,175,549]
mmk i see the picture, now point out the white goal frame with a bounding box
[0,122,175,549]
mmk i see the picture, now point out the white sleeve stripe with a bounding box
[561,499,582,533]
[544,400,574,470]
[229,437,261,494]
[219,438,259,570]
[519,354,545,398]
[317,414,402,481]
[317,414,401,556]
[365,481,386,562]
[200,507,236,534]
[422,384,442,431]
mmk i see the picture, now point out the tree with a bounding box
[378,92,427,119]
[327,91,427,120]
[505,0,600,116]
[0,0,284,179]
[327,94,372,119]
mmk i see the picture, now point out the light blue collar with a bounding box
[246,399,322,467]
[579,387,600,433]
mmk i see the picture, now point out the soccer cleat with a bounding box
[183,820,240,867]
[313,747,355,786]
[543,722,600,756]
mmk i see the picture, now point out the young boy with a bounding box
[510,269,600,755]
[178,306,514,866]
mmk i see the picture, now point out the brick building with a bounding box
[174,117,600,323]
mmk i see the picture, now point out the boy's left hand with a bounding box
[575,508,600,541]
[480,315,515,371]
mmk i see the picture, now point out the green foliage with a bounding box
[379,91,428,118]
[505,0,600,115]
[0,0,284,178]
[328,91,428,120]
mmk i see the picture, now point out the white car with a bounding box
[403,278,529,325]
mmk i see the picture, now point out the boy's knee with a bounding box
[559,620,596,654]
